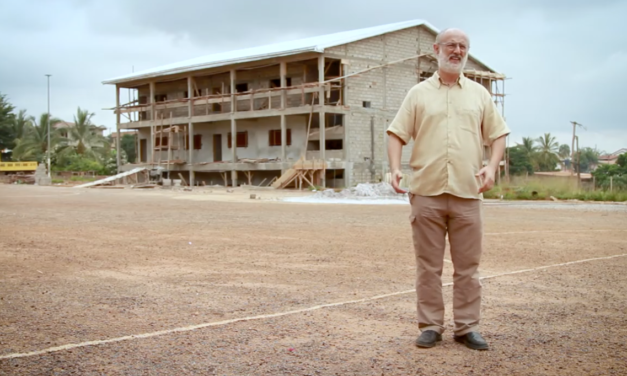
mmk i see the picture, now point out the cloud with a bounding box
[0,0,625,152]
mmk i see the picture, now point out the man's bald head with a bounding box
[435,28,470,46]
[433,28,470,76]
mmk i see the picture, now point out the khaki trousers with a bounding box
[408,193,483,336]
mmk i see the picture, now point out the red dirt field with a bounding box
[1,184,626,375]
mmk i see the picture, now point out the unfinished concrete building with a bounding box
[103,19,506,188]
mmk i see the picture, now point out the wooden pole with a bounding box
[576,135,581,187]
[318,55,326,188]
[187,76,195,187]
[115,85,121,173]
[168,113,173,175]
[149,81,156,165]
[230,69,238,187]
[280,61,287,164]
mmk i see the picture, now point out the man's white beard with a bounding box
[437,52,468,74]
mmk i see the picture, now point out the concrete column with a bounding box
[149,81,156,164]
[280,61,287,163]
[115,85,121,173]
[318,55,326,188]
[231,118,237,186]
[187,76,195,187]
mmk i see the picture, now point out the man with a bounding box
[386,28,510,351]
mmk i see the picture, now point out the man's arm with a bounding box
[477,89,511,193]
[386,87,417,194]
[387,133,406,193]
[477,135,506,193]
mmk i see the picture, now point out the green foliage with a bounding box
[617,154,627,168]
[58,153,104,174]
[558,144,571,159]
[11,113,63,162]
[65,107,108,159]
[484,175,627,202]
[507,145,534,176]
[592,154,627,191]
[535,133,560,171]
[574,147,600,173]
[0,93,16,151]
[120,134,136,163]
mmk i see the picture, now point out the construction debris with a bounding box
[312,182,408,200]
[73,167,148,188]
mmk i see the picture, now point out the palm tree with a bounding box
[11,113,62,161]
[64,107,108,160]
[558,144,570,159]
[516,137,538,171]
[535,133,560,171]
[519,137,536,158]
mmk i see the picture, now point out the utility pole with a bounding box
[575,135,581,186]
[46,74,52,178]
[570,121,584,176]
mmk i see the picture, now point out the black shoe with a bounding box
[415,330,442,348]
[454,332,489,350]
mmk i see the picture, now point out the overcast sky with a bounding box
[1,0,625,153]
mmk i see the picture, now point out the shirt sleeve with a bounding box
[481,90,510,145]
[386,88,417,145]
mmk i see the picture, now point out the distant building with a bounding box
[55,121,107,148]
[598,148,626,166]
[103,19,507,188]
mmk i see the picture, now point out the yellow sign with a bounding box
[0,161,38,172]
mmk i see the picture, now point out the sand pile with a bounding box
[312,182,408,200]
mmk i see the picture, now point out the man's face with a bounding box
[434,31,469,74]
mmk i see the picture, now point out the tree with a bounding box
[558,144,570,159]
[575,147,600,173]
[519,137,536,158]
[11,113,63,161]
[120,133,137,163]
[517,137,538,170]
[507,145,534,176]
[592,153,627,190]
[535,133,560,171]
[0,93,16,152]
[9,110,33,150]
[64,107,108,159]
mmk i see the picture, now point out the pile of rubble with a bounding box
[311,182,408,201]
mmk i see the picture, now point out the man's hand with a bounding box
[391,169,407,194]
[476,166,496,193]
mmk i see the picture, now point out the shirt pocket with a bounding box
[454,106,481,135]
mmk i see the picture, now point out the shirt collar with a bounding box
[431,71,466,88]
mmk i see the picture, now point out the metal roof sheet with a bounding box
[103,19,494,85]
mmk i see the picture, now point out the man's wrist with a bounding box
[487,161,499,173]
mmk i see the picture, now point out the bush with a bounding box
[53,151,105,175]
[484,175,627,202]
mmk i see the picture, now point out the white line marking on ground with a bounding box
[2,252,626,361]
[485,229,625,236]
[0,192,81,199]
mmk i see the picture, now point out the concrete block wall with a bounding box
[330,25,493,188]
[334,26,423,187]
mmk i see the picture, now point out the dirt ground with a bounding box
[0,184,626,376]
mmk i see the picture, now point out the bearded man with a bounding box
[386,28,510,350]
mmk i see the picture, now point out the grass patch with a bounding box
[51,178,65,184]
[485,176,627,202]
[69,176,97,182]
